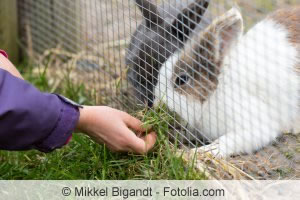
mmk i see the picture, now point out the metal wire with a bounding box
[18,0,300,180]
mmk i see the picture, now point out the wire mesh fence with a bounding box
[17,0,300,179]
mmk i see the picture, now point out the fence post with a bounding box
[0,0,19,64]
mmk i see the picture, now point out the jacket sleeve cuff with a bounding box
[34,97,80,152]
[0,49,8,58]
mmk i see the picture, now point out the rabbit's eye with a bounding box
[175,73,190,87]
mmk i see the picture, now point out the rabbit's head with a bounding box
[154,8,243,127]
[125,0,210,107]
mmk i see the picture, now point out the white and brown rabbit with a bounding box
[125,0,210,107]
[154,7,300,157]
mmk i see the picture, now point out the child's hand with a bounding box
[76,106,157,154]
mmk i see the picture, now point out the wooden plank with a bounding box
[17,0,80,59]
[0,0,19,64]
[18,0,56,58]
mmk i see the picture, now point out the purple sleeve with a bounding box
[0,68,80,152]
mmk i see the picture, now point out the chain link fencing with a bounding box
[17,0,300,179]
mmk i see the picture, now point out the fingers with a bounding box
[122,112,148,133]
[126,130,157,154]
[141,132,157,153]
[121,112,157,154]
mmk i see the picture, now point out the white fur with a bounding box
[155,15,300,157]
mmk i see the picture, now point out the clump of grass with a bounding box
[275,168,293,178]
[0,59,206,180]
[284,152,294,160]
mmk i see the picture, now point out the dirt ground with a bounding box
[228,133,300,179]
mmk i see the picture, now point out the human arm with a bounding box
[0,50,156,154]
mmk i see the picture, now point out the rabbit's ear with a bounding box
[202,7,244,61]
[135,0,163,25]
[172,0,210,42]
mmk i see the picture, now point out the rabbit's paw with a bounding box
[291,120,300,135]
[282,119,300,135]
[198,141,226,158]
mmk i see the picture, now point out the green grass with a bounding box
[0,60,206,180]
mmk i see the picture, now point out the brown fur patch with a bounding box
[171,9,243,103]
[270,7,300,74]
[172,30,221,103]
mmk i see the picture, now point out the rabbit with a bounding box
[125,0,210,107]
[154,7,300,157]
